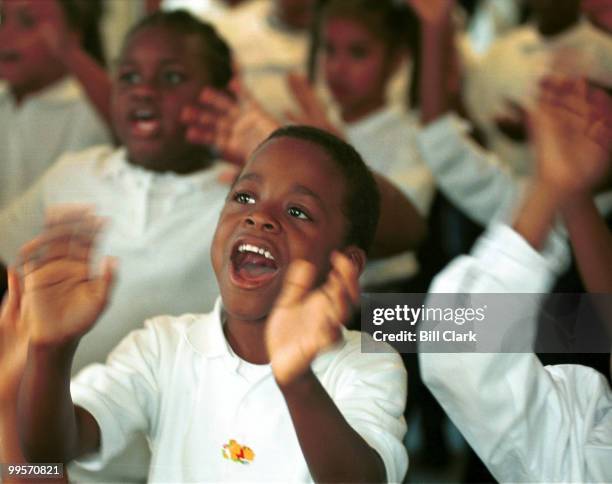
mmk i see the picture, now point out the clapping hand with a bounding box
[19,206,116,347]
[265,252,359,387]
[529,77,612,203]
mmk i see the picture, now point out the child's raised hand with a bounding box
[0,268,27,403]
[183,78,280,169]
[529,77,612,203]
[19,206,116,347]
[285,73,342,137]
[266,252,359,387]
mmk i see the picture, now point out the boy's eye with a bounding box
[163,71,186,85]
[288,207,311,221]
[234,192,255,205]
[118,71,141,85]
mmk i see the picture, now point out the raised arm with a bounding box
[17,207,115,463]
[266,252,396,482]
[529,78,612,292]
[40,19,113,129]
[419,77,612,482]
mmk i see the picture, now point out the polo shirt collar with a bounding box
[186,297,232,358]
[100,148,230,190]
[185,296,349,374]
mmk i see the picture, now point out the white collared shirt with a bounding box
[344,106,435,287]
[0,145,229,373]
[419,225,612,482]
[0,77,111,209]
[71,298,409,482]
[463,20,612,174]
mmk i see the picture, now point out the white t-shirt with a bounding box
[71,298,409,482]
[0,145,229,373]
[0,77,111,209]
[345,106,434,287]
[419,224,612,482]
[463,20,612,174]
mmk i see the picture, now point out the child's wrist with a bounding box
[274,367,317,394]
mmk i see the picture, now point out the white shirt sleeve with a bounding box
[330,336,408,483]
[70,320,162,471]
[419,224,612,482]
[417,114,526,226]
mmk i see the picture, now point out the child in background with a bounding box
[420,77,612,482]
[0,0,111,209]
[0,10,233,482]
[309,0,434,288]
[17,126,408,482]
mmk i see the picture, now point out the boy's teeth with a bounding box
[238,243,275,260]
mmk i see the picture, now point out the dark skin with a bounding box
[18,140,389,481]
[111,26,216,174]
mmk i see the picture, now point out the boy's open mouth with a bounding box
[230,241,279,289]
[129,108,161,137]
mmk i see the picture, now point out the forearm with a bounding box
[512,181,560,251]
[64,45,113,130]
[562,196,612,293]
[419,12,455,124]
[371,173,426,258]
[19,343,99,463]
[279,371,386,483]
[0,404,24,464]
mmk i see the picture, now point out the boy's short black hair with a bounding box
[265,125,380,254]
[124,10,233,89]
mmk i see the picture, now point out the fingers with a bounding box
[276,260,318,307]
[19,216,106,277]
[93,256,118,311]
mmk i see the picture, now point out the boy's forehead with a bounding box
[120,26,205,66]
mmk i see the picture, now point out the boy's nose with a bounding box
[244,211,280,233]
[130,82,158,101]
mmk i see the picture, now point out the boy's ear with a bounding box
[341,245,367,276]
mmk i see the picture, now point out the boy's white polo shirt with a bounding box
[71,298,409,482]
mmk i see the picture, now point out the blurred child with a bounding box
[17,126,408,482]
[310,0,434,288]
[0,9,233,374]
[463,0,612,174]
[0,0,111,209]
[420,77,612,482]
[0,10,233,481]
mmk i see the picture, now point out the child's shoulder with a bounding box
[313,328,406,380]
[42,145,119,182]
